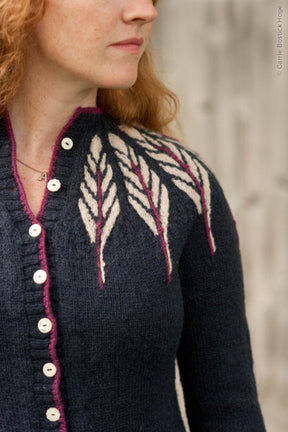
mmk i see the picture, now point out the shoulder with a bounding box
[100,121,233,227]
[112,124,216,183]
[112,124,227,205]
[88,120,239,255]
[110,125,235,255]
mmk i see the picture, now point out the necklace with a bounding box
[16,158,48,182]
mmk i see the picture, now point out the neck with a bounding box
[7,56,98,162]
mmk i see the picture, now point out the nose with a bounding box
[122,0,158,24]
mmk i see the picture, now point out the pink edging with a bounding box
[76,106,103,115]
[156,145,215,256]
[37,105,103,220]
[4,106,104,431]
[5,106,103,430]
[96,168,104,290]
[131,161,172,283]
[38,233,67,432]
[5,112,67,431]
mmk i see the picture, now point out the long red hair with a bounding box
[0,0,179,134]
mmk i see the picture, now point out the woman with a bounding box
[0,0,266,431]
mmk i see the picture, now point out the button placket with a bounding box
[11,120,69,431]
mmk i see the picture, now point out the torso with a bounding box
[0,110,216,432]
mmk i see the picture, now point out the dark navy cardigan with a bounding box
[0,107,266,432]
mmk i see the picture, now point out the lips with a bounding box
[110,38,144,46]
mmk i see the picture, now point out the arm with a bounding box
[177,170,266,432]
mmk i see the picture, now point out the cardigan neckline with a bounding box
[2,106,104,224]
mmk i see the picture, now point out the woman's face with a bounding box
[30,0,158,90]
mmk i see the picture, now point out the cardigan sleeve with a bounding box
[177,169,266,432]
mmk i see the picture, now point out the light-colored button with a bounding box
[61,137,73,150]
[46,407,60,422]
[29,223,42,238]
[43,362,57,377]
[33,269,47,284]
[47,179,61,192]
[38,318,52,333]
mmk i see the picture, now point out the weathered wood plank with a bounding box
[152,1,288,431]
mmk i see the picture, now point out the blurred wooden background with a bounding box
[152,0,288,431]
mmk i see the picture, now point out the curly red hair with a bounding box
[0,0,179,134]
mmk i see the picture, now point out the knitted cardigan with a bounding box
[0,107,266,432]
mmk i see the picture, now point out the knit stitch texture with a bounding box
[0,108,266,432]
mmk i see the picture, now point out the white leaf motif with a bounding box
[78,134,120,288]
[109,132,173,282]
[121,127,217,255]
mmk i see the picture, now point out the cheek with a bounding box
[33,13,70,59]
[34,3,101,58]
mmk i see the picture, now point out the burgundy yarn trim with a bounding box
[156,145,215,256]
[37,106,102,220]
[38,232,68,432]
[76,106,103,115]
[131,161,172,283]
[96,168,104,290]
[5,110,70,431]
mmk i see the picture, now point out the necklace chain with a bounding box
[16,158,48,182]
